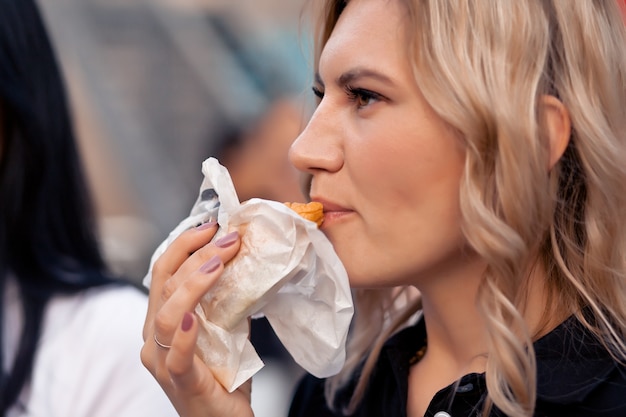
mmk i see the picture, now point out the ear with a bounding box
[540,95,571,170]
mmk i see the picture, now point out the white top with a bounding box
[3,278,178,417]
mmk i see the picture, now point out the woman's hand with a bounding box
[141,221,254,417]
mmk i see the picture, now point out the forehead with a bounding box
[318,0,409,79]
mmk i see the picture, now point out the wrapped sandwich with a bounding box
[144,158,353,392]
[199,201,325,332]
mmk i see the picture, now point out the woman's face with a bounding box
[289,0,473,289]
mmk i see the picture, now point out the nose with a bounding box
[288,103,344,176]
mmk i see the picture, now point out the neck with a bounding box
[418,256,489,374]
[416,255,567,376]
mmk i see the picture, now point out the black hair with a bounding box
[0,0,120,411]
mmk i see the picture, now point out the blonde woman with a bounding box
[141,0,626,416]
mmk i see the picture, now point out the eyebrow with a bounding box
[315,68,394,88]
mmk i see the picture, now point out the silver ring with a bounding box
[154,334,172,350]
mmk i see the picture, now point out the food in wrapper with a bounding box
[284,201,324,226]
[144,157,353,393]
[198,202,324,331]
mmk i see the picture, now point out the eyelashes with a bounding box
[344,85,381,108]
[312,86,324,100]
[311,85,383,109]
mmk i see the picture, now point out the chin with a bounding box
[346,271,395,289]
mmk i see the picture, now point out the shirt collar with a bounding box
[384,312,619,405]
[534,314,618,403]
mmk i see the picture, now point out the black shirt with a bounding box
[288,316,626,417]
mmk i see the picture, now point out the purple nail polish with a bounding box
[214,231,238,248]
[199,255,221,273]
[196,220,217,230]
[181,312,193,332]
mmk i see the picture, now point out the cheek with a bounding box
[343,199,466,289]
[356,133,460,210]
[348,126,416,192]
[342,132,467,286]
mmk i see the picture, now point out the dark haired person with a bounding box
[0,0,176,415]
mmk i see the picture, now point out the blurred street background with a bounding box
[38,0,313,284]
[37,1,313,415]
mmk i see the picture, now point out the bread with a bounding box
[284,202,324,227]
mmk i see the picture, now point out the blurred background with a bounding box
[38,0,314,284]
[21,0,626,415]
[37,0,314,415]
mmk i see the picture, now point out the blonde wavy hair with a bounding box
[307,1,626,416]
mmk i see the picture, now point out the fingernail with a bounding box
[181,312,193,332]
[196,220,217,230]
[199,255,221,273]
[214,231,238,248]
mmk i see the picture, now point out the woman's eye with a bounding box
[345,86,381,109]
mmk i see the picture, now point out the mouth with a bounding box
[310,197,354,227]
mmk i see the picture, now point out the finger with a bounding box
[144,221,219,339]
[164,230,241,295]
[153,230,242,343]
[142,266,215,389]
[166,312,213,393]
[151,221,219,288]
[153,254,224,346]
[166,312,253,417]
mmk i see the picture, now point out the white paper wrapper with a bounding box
[143,157,354,392]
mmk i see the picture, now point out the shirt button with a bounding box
[434,412,451,417]
[456,382,474,393]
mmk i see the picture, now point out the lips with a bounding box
[310,197,348,212]
[310,197,354,226]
